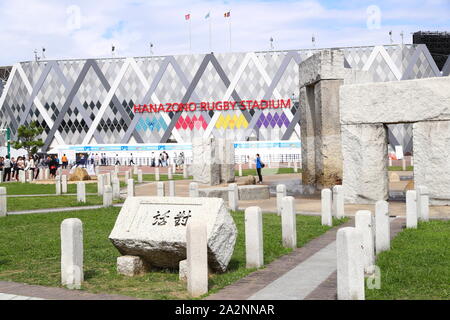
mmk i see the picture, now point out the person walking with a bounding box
[61,154,68,169]
[3,155,11,182]
[256,154,264,184]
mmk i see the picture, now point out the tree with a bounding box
[11,121,45,156]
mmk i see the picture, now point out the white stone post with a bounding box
[124,171,130,185]
[228,183,239,211]
[19,170,26,183]
[97,174,104,195]
[355,210,375,274]
[112,178,120,200]
[402,158,406,171]
[281,196,297,249]
[138,170,143,183]
[337,227,365,300]
[249,161,253,170]
[0,187,7,217]
[157,182,165,197]
[114,165,119,173]
[276,184,287,216]
[61,175,68,194]
[105,172,111,187]
[155,168,160,181]
[410,156,414,167]
[133,165,138,175]
[183,164,189,179]
[55,175,62,195]
[189,182,199,197]
[416,186,429,222]
[168,167,173,180]
[77,182,86,203]
[103,185,113,207]
[238,164,243,177]
[0,172,3,183]
[27,170,34,182]
[95,166,100,177]
[61,218,84,290]
[406,190,417,228]
[44,168,50,180]
[245,207,264,269]
[375,200,390,255]
[332,185,345,219]
[127,179,135,197]
[321,189,333,226]
[186,220,208,297]
[39,169,44,180]
[169,180,176,197]
[388,158,392,167]
[294,162,298,173]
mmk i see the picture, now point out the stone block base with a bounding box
[117,256,148,277]
[198,185,270,201]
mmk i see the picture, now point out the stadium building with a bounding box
[0,44,449,159]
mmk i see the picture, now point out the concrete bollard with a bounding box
[105,172,112,187]
[238,164,243,177]
[168,167,173,180]
[138,170,143,184]
[127,179,135,197]
[245,207,264,269]
[157,182,165,197]
[375,200,390,255]
[169,180,176,197]
[321,189,333,226]
[114,165,119,173]
[228,183,239,211]
[124,171,130,185]
[186,220,208,297]
[183,165,189,179]
[103,185,113,207]
[410,156,414,167]
[337,227,365,300]
[77,182,86,203]
[97,174,104,195]
[39,169,44,180]
[402,158,406,171]
[55,175,62,195]
[249,161,253,170]
[355,210,375,274]
[61,218,84,290]
[281,196,297,249]
[95,167,100,177]
[133,165,138,175]
[19,170,26,183]
[406,190,417,228]
[294,162,298,173]
[332,185,345,219]
[155,168,160,181]
[416,186,429,222]
[61,175,68,194]
[0,187,7,217]
[27,170,34,182]
[276,184,287,216]
[112,178,120,200]
[0,172,2,183]
[44,168,50,180]
[189,182,199,197]
[388,158,392,167]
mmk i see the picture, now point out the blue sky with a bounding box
[0,0,449,65]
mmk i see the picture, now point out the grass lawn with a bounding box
[0,182,98,195]
[388,166,414,171]
[366,220,450,300]
[0,208,346,299]
[7,195,123,212]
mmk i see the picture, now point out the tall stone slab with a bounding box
[127,179,135,198]
[0,187,7,217]
[19,170,26,183]
[281,196,297,249]
[375,200,390,254]
[245,207,264,269]
[276,184,287,216]
[77,182,86,203]
[321,189,332,226]
[189,182,199,197]
[186,220,208,297]
[355,210,375,274]
[155,168,160,181]
[61,219,84,290]
[169,180,176,197]
[218,139,236,184]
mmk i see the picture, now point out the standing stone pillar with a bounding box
[155,168,160,181]
[183,165,189,179]
[186,220,208,297]
[44,168,50,180]
[127,179,135,198]
[39,169,45,180]
[238,164,243,177]
[19,170,26,183]
[97,174,104,195]
[112,178,120,200]
[168,167,173,180]
[276,184,287,216]
[61,218,84,290]
[114,165,119,173]
[402,158,407,171]
[0,187,7,217]
[95,167,100,177]
[124,171,130,185]
[375,200,390,254]
[138,170,143,183]
[169,180,176,197]
[133,165,138,175]
[355,210,375,274]
[61,175,68,194]
[157,182,165,197]
[389,158,392,167]
[294,162,298,173]
[245,207,264,269]
[332,185,344,218]
[77,182,86,203]
[103,185,113,207]
[228,183,239,211]
[189,182,199,197]
[281,196,297,249]
[27,170,34,182]
[55,175,62,195]
[406,190,417,229]
[416,186,430,222]
[105,172,111,187]
[337,227,364,300]
[249,161,253,170]
[321,189,332,226]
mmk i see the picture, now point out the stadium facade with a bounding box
[0,44,449,154]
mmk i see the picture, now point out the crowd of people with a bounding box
[0,154,61,182]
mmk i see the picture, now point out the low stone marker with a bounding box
[168,167,173,180]
[44,168,50,180]
[276,184,287,216]
[332,185,345,218]
[117,256,147,277]
[187,219,208,297]
[19,170,26,183]
[294,162,298,173]
[112,178,121,200]
[138,170,143,183]
[133,165,138,175]
[115,165,119,173]
[27,170,34,182]
[375,200,390,254]
[77,182,86,203]
[61,218,84,290]
[189,182,199,197]
[103,185,113,207]
[169,180,176,197]
[39,169,44,180]
[183,165,189,179]
[416,186,429,222]
[95,167,100,176]
[55,175,62,195]
[155,168,160,181]
[238,164,243,177]
[61,175,68,194]
[245,207,264,269]
[157,182,166,197]
[105,172,112,187]
[127,179,135,197]
[124,171,130,185]
[109,197,237,273]
[97,174,104,195]
[0,187,7,217]
[281,196,297,249]
[321,189,333,226]
[228,183,239,211]
[179,260,188,281]
[337,227,365,300]
[402,158,406,171]
[355,210,375,274]
[406,190,418,228]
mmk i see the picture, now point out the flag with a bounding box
[224,11,230,18]
[185,14,191,20]
[205,12,210,19]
